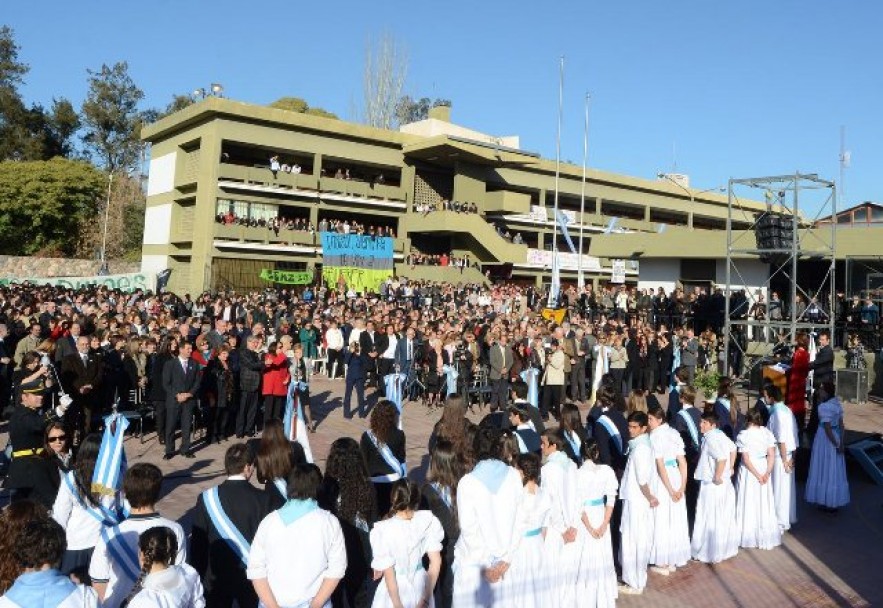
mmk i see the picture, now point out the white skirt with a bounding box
[691,481,739,563]
[574,505,617,608]
[770,457,797,530]
[508,532,551,608]
[735,465,781,550]
[649,468,691,567]
[372,569,433,608]
[619,498,654,590]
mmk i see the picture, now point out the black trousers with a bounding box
[327,349,344,378]
[570,361,587,401]
[153,399,166,443]
[263,395,285,423]
[165,400,194,456]
[344,376,366,418]
[235,390,259,436]
[206,580,258,608]
[541,384,563,418]
[490,378,509,411]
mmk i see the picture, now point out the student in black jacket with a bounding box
[420,440,462,608]
[190,443,271,608]
[360,400,406,516]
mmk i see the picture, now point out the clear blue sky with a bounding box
[5,1,880,207]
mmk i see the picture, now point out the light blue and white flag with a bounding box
[604,218,619,234]
[284,381,313,463]
[442,365,459,396]
[555,210,577,254]
[520,368,539,409]
[384,373,407,430]
[92,413,129,497]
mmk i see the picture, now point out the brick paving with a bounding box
[4,379,882,607]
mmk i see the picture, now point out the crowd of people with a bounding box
[0,277,860,607]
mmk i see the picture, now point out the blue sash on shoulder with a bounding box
[365,430,406,482]
[273,478,288,499]
[597,415,623,454]
[202,486,250,567]
[62,472,122,527]
[100,525,140,582]
[678,409,700,447]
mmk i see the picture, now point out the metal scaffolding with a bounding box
[724,173,836,377]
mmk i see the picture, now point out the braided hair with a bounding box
[121,526,178,608]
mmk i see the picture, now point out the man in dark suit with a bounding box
[488,333,514,412]
[53,321,81,364]
[359,321,378,388]
[162,341,201,459]
[235,335,264,438]
[394,326,418,377]
[191,443,270,608]
[60,335,103,436]
[808,330,835,441]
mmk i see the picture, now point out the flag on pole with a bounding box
[603,218,619,234]
[554,210,577,254]
[549,252,561,306]
[92,412,129,496]
[284,381,313,463]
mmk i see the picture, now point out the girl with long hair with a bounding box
[123,526,204,607]
[256,420,306,509]
[508,452,551,608]
[559,402,587,465]
[420,441,463,608]
[714,377,743,441]
[428,397,470,462]
[0,500,48,594]
[361,400,407,516]
[52,434,123,581]
[320,437,377,608]
[369,479,443,608]
[43,421,72,474]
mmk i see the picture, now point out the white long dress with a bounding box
[574,461,618,608]
[540,451,581,607]
[805,398,850,508]
[370,511,445,608]
[648,424,691,568]
[735,426,782,550]
[619,434,655,591]
[508,486,552,608]
[767,402,799,530]
[691,429,739,563]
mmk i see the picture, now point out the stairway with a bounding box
[848,439,883,486]
[405,211,528,264]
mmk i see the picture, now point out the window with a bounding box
[871,207,883,223]
[216,199,278,221]
[837,213,852,225]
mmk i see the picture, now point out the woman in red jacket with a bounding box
[787,331,810,435]
[262,341,290,424]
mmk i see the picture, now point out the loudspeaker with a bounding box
[836,369,868,403]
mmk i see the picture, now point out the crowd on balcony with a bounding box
[406,249,478,271]
[269,155,303,179]
[317,218,397,238]
[215,211,314,235]
[413,199,479,215]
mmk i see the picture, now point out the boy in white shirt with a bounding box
[618,411,657,595]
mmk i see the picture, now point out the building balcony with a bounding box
[214,222,406,252]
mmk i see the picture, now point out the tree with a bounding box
[0,158,105,256]
[395,96,452,126]
[362,32,407,129]
[158,93,195,119]
[75,172,145,261]
[0,25,27,90]
[81,61,145,173]
[269,96,338,119]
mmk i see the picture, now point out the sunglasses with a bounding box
[48,435,67,442]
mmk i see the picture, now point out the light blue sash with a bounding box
[93,412,129,496]
[62,472,122,527]
[203,486,250,566]
[283,381,308,440]
[718,397,731,412]
[3,570,83,608]
[628,433,650,453]
[678,409,700,447]
[565,430,581,459]
[514,431,528,454]
[431,482,452,510]
[442,364,458,396]
[520,368,539,409]
[584,497,604,507]
[273,478,287,499]
[597,414,623,454]
[524,528,542,537]
[100,525,140,582]
[471,459,510,494]
[365,430,406,482]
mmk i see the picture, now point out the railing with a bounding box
[214,223,406,252]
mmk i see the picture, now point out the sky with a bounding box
[5,1,880,209]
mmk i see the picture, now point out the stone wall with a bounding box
[0,256,139,278]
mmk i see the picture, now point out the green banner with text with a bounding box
[259,269,314,285]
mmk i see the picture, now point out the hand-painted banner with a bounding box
[0,272,154,292]
[320,232,393,293]
[259,269,314,285]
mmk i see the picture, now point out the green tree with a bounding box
[269,96,337,119]
[0,158,105,256]
[395,96,452,126]
[81,61,145,173]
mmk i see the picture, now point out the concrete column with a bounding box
[189,125,222,292]
[595,197,602,215]
[687,211,694,229]
[644,205,651,222]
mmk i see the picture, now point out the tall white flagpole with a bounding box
[548,56,564,307]
[578,92,591,290]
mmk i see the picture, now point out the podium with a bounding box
[762,362,790,396]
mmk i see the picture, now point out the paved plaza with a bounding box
[5,379,882,607]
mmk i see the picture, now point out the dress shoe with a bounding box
[162,453,174,461]
[183,451,196,459]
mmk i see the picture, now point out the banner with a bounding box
[610,259,626,284]
[259,269,314,285]
[541,308,568,324]
[0,271,154,292]
[554,210,577,254]
[320,232,393,293]
[525,249,601,272]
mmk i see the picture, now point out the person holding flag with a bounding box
[191,443,271,608]
[283,344,314,462]
[383,364,407,428]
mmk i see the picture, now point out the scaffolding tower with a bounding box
[724,173,836,380]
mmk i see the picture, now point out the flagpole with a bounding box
[578,92,590,290]
[548,56,564,307]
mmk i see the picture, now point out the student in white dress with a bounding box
[248,464,347,608]
[124,526,205,608]
[539,429,581,607]
[764,384,798,531]
[0,519,99,608]
[646,405,691,575]
[734,408,781,550]
[369,479,444,608]
[508,452,552,608]
[805,382,850,512]
[691,411,739,564]
[573,439,619,608]
[452,426,523,607]
[618,411,657,596]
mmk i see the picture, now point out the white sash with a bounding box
[62,472,121,527]
[203,486,250,566]
[273,478,287,499]
[365,430,406,482]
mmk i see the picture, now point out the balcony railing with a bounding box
[214,222,406,252]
